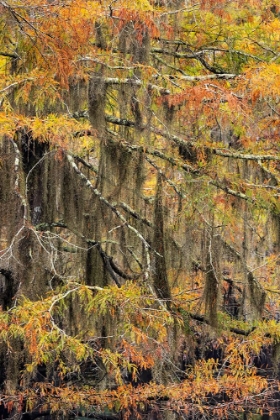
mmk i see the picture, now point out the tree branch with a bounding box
[145,156,186,199]
[65,153,151,281]
[151,48,235,75]
[35,220,141,284]
[74,155,98,174]
[0,50,20,59]
[118,202,153,228]
[189,313,256,336]
[104,114,280,162]
[76,112,280,163]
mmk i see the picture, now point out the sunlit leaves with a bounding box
[0,282,173,384]
[0,111,93,153]
[16,364,271,418]
[246,63,280,101]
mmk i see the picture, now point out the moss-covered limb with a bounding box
[108,255,141,281]
[35,221,67,231]
[73,69,235,96]
[107,132,199,175]
[65,153,151,281]
[87,241,140,285]
[200,46,265,62]
[74,115,197,174]
[145,156,186,199]
[105,114,136,128]
[210,174,280,211]
[118,202,153,228]
[72,110,89,119]
[186,69,238,80]
[150,125,280,163]
[65,155,137,237]
[102,77,170,95]
[258,162,280,186]
[189,313,256,336]
[73,155,98,174]
[105,114,280,164]
[243,182,280,192]
[154,40,263,60]
[127,247,143,270]
[150,46,220,61]
[35,221,141,284]
[216,235,242,261]
[0,78,34,97]
[153,43,263,72]
[212,150,280,162]
[94,242,121,287]
[152,48,236,75]
[107,120,275,208]
[148,149,198,174]
[105,115,196,150]
[89,77,168,132]
[152,53,189,76]
[46,284,104,336]
[82,113,280,193]
[209,179,255,203]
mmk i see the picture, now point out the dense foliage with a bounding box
[1,0,280,418]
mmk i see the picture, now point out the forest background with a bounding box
[1,0,280,419]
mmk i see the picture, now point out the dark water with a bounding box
[237,415,278,420]
[75,412,280,420]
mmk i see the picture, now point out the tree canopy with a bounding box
[1,0,280,418]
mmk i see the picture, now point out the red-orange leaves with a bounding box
[114,8,160,43]
[163,81,245,135]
